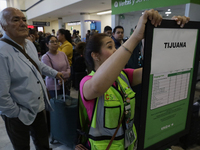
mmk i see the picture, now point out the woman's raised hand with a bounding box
[171,16,190,28]
[133,9,162,41]
[133,10,190,42]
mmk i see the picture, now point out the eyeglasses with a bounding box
[49,40,58,44]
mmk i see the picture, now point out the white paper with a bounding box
[150,28,198,74]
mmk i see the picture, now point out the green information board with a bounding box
[111,0,200,15]
[137,20,200,150]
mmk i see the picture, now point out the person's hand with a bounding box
[55,72,64,81]
[171,16,190,28]
[133,9,162,41]
[58,78,68,85]
[58,80,63,85]
[30,34,35,42]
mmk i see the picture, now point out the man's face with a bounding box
[113,28,124,41]
[104,30,112,37]
[3,9,28,40]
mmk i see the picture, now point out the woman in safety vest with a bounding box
[79,10,189,150]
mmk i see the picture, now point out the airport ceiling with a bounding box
[29,0,186,22]
[29,0,112,21]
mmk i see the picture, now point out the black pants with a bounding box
[1,111,51,150]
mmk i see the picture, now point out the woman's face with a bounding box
[57,31,64,42]
[47,37,59,51]
[98,36,116,64]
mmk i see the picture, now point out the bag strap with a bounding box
[0,38,41,74]
[106,77,127,150]
[46,53,54,69]
[0,38,51,99]
[106,112,124,150]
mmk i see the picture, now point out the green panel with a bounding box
[105,107,120,128]
[143,29,199,149]
[144,73,192,148]
[112,0,192,15]
[168,70,191,77]
[191,0,200,5]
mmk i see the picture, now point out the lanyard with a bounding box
[116,77,135,147]
[116,77,131,103]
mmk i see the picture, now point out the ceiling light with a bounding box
[165,12,171,15]
[168,9,171,11]
[97,10,112,15]
[67,22,81,26]
[166,14,169,16]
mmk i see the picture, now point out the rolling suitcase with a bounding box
[50,79,78,149]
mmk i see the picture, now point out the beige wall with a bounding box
[44,20,59,34]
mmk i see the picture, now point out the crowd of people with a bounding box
[0,6,190,150]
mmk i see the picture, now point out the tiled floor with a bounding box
[1,88,200,150]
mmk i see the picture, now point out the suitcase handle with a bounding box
[54,78,65,102]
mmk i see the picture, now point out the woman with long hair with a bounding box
[57,29,73,66]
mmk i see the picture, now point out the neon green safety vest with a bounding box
[79,71,137,150]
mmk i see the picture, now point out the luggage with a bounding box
[50,79,78,149]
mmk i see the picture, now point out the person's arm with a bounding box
[83,10,190,101]
[26,40,59,79]
[83,10,162,100]
[132,68,143,87]
[0,54,20,117]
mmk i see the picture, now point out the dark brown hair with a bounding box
[75,42,86,56]
[84,33,108,71]
[58,29,72,43]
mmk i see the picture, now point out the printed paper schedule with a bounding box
[151,68,191,109]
